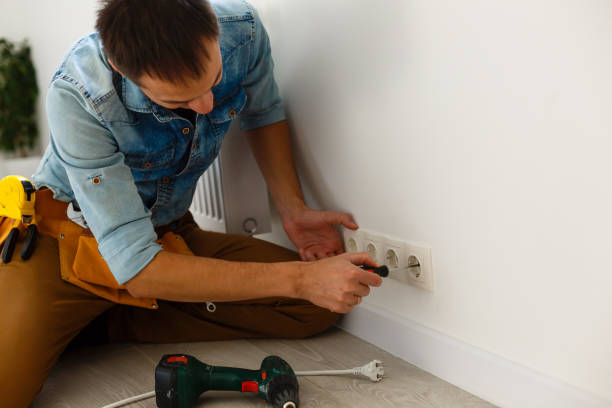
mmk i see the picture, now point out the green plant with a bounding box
[0,38,38,156]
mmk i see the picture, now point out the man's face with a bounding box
[136,38,223,115]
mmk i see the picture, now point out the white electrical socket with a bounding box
[382,236,403,271]
[397,243,434,291]
[343,228,384,264]
[342,228,434,292]
[363,235,383,264]
[342,228,364,253]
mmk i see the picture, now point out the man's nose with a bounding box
[187,91,214,114]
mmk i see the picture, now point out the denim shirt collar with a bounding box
[123,76,177,123]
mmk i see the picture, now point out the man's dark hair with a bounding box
[96,0,220,84]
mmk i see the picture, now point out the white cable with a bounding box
[297,369,356,375]
[101,391,155,408]
[296,360,384,382]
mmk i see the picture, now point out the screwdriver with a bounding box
[360,265,389,277]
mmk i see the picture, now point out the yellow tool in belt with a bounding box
[0,175,37,263]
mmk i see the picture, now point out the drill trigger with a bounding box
[241,381,259,393]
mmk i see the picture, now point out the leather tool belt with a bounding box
[0,188,194,309]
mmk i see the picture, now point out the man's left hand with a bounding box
[282,206,358,261]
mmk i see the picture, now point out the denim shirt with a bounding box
[32,0,285,285]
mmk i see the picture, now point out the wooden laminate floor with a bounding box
[32,327,496,408]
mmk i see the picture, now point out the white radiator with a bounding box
[190,159,225,233]
[189,121,272,236]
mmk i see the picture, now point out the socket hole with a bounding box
[408,255,421,278]
[385,249,399,269]
[366,243,378,261]
[346,238,359,253]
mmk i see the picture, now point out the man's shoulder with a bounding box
[211,0,255,21]
[212,0,259,57]
[51,32,114,104]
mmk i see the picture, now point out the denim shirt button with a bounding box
[182,127,190,135]
[229,109,236,118]
[162,177,170,184]
[144,162,152,168]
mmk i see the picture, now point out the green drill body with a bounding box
[155,354,299,408]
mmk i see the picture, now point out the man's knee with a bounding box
[273,301,341,339]
[181,224,301,263]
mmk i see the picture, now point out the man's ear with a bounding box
[107,58,123,75]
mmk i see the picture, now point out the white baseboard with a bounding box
[336,303,611,408]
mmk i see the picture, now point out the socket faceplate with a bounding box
[342,228,434,291]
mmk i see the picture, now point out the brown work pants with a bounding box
[0,213,340,408]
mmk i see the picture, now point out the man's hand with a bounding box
[245,121,360,260]
[296,252,382,314]
[282,205,359,261]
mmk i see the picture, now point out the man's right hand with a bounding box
[295,252,383,314]
[126,249,382,310]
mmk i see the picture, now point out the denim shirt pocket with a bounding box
[207,87,247,154]
[124,144,175,175]
[94,89,140,127]
[208,86,247,125]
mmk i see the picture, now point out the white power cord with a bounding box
[101,360,384,408]
[295,360,384,382]
[101,391,155,408]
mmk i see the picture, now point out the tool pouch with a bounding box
[71,230,195,288]
[36,189,195,310]
[60,229,194,309]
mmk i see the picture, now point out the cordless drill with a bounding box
[155,354,299,408]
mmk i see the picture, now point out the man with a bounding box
[0,0,381,406]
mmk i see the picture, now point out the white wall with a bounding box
[0,0,99,153]
[2,0,610,403]
[251,0,612,403]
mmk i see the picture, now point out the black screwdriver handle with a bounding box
[360,265,389,277]
[21,224,37,260]
[1,228,20,264]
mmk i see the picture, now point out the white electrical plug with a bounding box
[295,359,384,382]
[355,359,384,382]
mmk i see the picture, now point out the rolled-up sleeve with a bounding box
[239,9,286,131]
[46,78,162,285]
